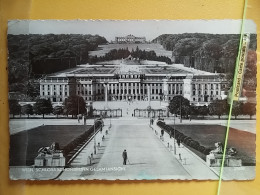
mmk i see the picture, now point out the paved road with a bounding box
[81,118,191,180]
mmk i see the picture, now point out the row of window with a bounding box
[193,90,219,96]
[192,97,219,102]
[41,85,67,91]
[42,91,68,96]
[192,83,220,90]
[120,74,142,79]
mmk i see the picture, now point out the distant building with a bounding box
[39,60,227,106]
[115,35,146,43]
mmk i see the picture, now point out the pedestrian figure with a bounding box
[167,142,169,148]
[179,153,182,161]
[91,153,93,160]
[102,135,105,141]
[106,130,108,135]
[151,118,154,125]
[177,139,181,147]
[98,142,100,148]
[161,129,164,136]
[122,149,128,165]
[84,115,87,125]
[88,156,92,165]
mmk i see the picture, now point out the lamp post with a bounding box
[173,113,176,155]
[180,97,182,123]
[110,113,112,128]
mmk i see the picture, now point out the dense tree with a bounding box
[95,47,172,64]
[153,33,256,73]
[168,96,190,120]
[63,95,86,118]
[33,98,53,118]
[208,100,228,119]
[53,106,64,118]
[232,102,243,119]
[243,50,257,91]
[197,105,209,119]
[21,104,34,118]
[8,34,107,101]
[9,99,21,118]
[242,102,256,119]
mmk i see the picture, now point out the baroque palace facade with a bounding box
[39,60,227,106]
[115,35,146,43]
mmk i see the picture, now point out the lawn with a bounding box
[172,124,256,165]
[9,125,91,166]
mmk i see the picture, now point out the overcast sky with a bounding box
[8,20,256,41]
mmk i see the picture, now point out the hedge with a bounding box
[157,121,211,156]
[63,121,102,162]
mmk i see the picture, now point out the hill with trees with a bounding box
[152,33,257,73]
[8,34,107,100]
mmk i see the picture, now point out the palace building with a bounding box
[115,35,146,43]
[39,60,227,106]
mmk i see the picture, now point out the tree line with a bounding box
[8,34,108,100]
[89,47,172,64]
[168,96,256,120]
[9,95,92,119]
[9,95,256,120]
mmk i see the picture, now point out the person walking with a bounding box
[122,149,128,165]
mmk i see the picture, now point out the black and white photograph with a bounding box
[7,20,257,180]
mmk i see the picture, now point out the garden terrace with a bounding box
[10,125,91,166]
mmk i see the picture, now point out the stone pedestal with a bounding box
[34,151,65,167]
[206,153,242,167]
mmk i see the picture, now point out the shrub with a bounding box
[204,148,212,155]
[198,146,206,153]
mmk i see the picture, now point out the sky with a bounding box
[8,20,256,41]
